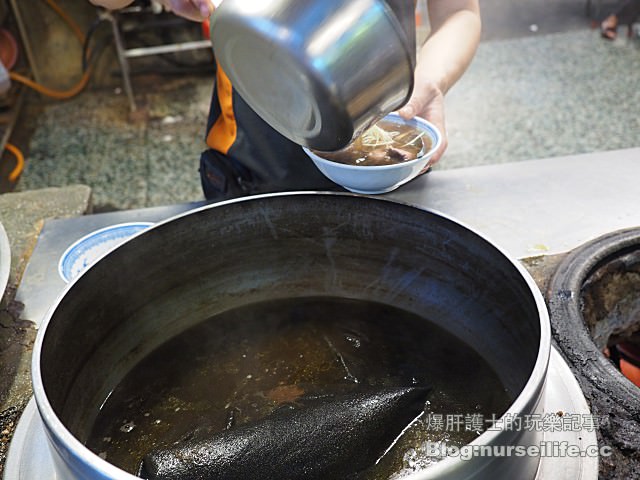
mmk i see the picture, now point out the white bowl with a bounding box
[303,114,442,194]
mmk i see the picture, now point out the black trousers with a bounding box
[199,84,339,202]
[612,0,640,24]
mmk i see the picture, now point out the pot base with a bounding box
[4,347,598,480]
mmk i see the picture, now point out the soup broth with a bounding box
[314,120,430,166]
[86,297,512,478]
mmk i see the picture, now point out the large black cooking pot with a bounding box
[32,192,550,479]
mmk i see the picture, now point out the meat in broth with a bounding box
[315,120,430,166]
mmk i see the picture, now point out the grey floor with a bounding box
[444,28,640,169]
[15,3,640,211]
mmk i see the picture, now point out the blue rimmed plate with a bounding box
[0,221,10,304]
[58,222,153,283]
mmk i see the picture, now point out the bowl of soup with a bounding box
[303,113,442,194]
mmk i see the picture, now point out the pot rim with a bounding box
[31,191,551,479]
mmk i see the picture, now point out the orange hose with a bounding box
[10,68,93,100]
[5,142,24,182]
[43,0,86,43]
[11,0,92,99]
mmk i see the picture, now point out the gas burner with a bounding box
[548,227,640,479]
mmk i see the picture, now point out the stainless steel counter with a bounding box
[15,148,640,329]
[388,147,640,259]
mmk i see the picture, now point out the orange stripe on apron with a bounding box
[206,60,237,154]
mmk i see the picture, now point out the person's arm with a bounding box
[89,0,135,8]
[90,0,214,22]
[398,0,481,165]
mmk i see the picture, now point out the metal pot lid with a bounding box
[210,0,414,151]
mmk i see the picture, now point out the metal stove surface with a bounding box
[6,149,640,479]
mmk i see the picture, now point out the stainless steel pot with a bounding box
[32,193,550,479]
[210,0,416,151]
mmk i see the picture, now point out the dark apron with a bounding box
[199,63,340,201]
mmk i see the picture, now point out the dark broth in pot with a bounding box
[86,297,512,478]
[313,120,430,167]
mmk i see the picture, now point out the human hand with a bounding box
[157,0,214,22]
[397,80,447,169]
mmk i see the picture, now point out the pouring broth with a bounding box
[314,120,430,166]
[86,297,513,478]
